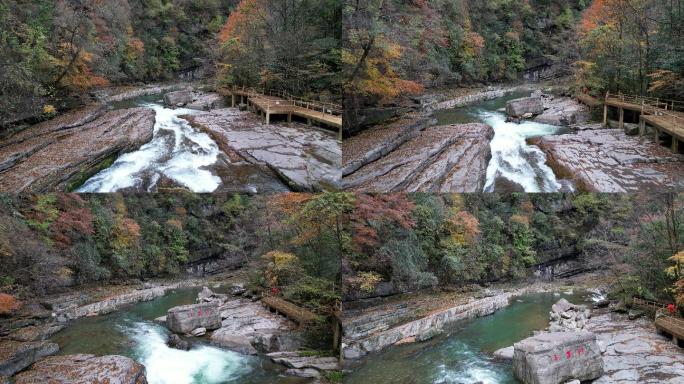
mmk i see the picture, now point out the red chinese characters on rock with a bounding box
[550,345,589,362]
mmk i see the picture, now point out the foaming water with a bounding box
[481,111,563,192]
[129,323,252,384]
[77,103,221,192]
[434,341,510,384]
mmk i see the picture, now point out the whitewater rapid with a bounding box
[128,323,252,384]
[481,111,564,192]
[77,104,221,193]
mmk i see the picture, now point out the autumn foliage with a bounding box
[0,293,20,316]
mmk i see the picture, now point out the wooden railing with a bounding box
[261,293,318,325]
[606,92,684,113]
[231,85,342,116]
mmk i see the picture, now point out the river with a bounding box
[50,287,305,384]
[344,291,592,384]
[434,92,570,193]
[76,94,289,193]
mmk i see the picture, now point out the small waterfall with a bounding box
[128,323,252,384]
[77,103,221,193]
[481,111,564,193]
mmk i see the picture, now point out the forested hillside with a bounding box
[343,0,684,132]
[0,193,345,312]
[1,0,342,129]
[343,194,684,311]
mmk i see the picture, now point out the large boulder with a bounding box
[14,354,147,384]
[513,331,604,384]
[166,302,221,334]
[163,89,193,107]
[0,340,59,376]
[506,97,544,118]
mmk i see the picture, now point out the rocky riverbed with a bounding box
[536,126,684,192]
[342,118,494,192]
[0,106,155,192]
[186,109,341,192]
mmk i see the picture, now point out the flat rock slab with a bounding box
[513,331,603,384]
[342,113,429,175]
[0,340,59,377]
[9,324,65,342]
[186,109,340,191]
[267,352,340,371]
[167,302,221,334]
[537,128,684,192]
[588,312,684,383]
[14,354,147,384]
[0,107,155,192]
[210,298,298,354]
[343,123,494,192]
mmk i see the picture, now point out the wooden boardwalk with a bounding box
[655,315,684,347]
[223,86,342,140]
[261,295,318,325]
[577,92,684,153]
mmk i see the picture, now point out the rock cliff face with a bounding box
[536,127,684,192]
[342,123,494,192]
[342,291,515,359]
[186,109,341,192]
[14,354,147,384]
[0,107,155,192]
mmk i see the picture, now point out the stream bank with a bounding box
[344,82,684,193]
[0,275,338,383]
[342,274,684,383]
[342,85,575,192]
[0,83,340,193]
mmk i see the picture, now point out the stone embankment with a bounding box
[342,289,519,359]
[0,107,155,192]
[421,84,533,112]
[186,109,341,192]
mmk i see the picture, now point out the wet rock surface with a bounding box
[0,340,59,376]
[13,354,147,384]
[537,127,684,192]
[209,298,300,355]
[0,107,155,192]
[513,331,603,384]
[186,109,340,191]
[342,123,494,192]
[588,312,684,384]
